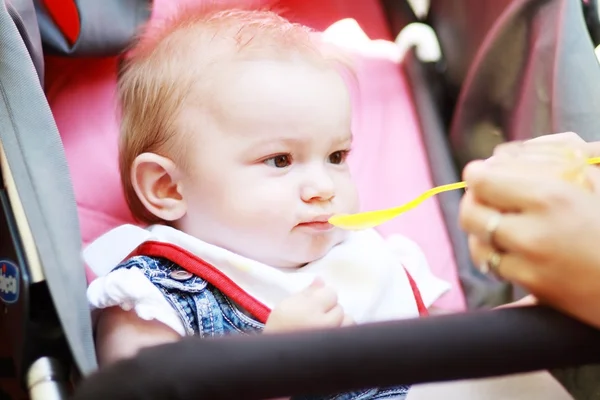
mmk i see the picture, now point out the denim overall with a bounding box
[115,255,410,399]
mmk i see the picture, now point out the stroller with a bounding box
[3,0,600,398]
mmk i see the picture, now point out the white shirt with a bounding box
[85,224,450,336]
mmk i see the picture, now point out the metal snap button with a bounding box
[169,270,193,281]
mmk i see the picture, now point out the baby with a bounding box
[84,6,450,399]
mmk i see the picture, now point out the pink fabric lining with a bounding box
[278,0,392,40]
[344,55,464,311]
[45,0,465,310]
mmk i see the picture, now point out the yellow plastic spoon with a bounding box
[329,156,600,230]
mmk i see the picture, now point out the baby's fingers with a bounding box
[341,314,355,327]
[302,280,338,312]
[320,304,345,327]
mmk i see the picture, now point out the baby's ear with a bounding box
[131,153,187,222]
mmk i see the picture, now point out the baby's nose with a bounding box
[301,174,335,203]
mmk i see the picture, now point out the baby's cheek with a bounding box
[344,184,361,213]
[230,196,286,227]
[332,172,359,210]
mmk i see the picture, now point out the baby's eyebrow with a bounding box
[247,137,305,152]
[251,132,352,148]
[335,132,353,144]
[256,137,302,146]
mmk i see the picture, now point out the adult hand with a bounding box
[459,132,600,328]
[506,131,600,158]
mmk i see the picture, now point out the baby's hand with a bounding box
[264,278,354,333]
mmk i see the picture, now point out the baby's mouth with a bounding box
[296,221,334,231]
[296,214,335,231]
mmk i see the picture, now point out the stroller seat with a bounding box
[46,0,466,310]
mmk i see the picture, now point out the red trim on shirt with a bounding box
[42,0,81,45]
[133,241,429,323]
[404,269,428,316]
[134,241,271,323]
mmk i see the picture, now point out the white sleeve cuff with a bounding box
[87,267,187,336]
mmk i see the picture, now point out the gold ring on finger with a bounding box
[479,250,503,277]
[484,212,503,246]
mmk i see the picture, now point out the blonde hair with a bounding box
[118,5,351,223]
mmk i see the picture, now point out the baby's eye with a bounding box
[329,150,349,165]
[264,154,292,168]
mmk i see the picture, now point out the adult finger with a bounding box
[586,166,600,192]
[462,160,578,212]
[492,133,585,160]
[460,192,538,253]
[524,132,585,148]
[496,295,538,309]
[487,134,592,172]
[459,192,503,245]
[586,141,600,158]
[490,133,600,165]
[468,235,539,290]
[524,132,600,159]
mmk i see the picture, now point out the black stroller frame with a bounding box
[3,0,600,398]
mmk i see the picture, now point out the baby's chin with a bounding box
[278,231,348,268]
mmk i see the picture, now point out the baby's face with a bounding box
[176,59,359,268]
